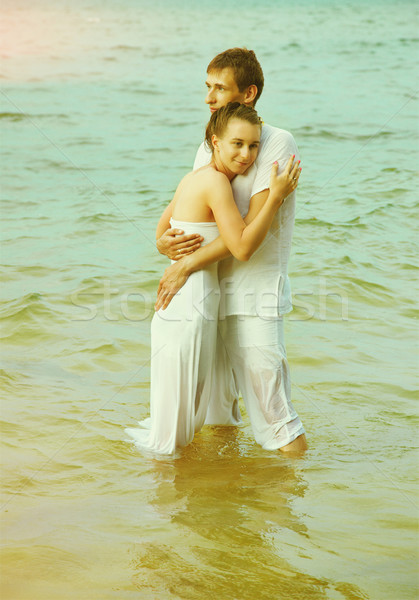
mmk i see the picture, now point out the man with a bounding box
[155,48,307,454]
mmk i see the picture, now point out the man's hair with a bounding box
[207,47,264,105]
[205,102,262,152]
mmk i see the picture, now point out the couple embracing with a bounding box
[126,48,308,455]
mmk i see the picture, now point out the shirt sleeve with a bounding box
[251,129,300,197]
[193,141,212,170]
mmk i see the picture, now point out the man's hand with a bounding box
[155,259,190,311]
[156,228,203,260]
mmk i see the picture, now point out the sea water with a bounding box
[1,0,418,598]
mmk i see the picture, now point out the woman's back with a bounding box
[171,165,224,223]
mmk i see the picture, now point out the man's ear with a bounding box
[244,84,258,106]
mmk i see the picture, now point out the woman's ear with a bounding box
[212,134,219,151]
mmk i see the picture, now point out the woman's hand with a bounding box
[156,228,204,260]
[269,155,302,206]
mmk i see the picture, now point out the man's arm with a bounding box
[156,199,204,260]
[154,188,271,311]
[155,235,231,310]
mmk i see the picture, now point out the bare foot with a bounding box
[279,433,308,456]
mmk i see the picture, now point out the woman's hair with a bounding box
[205,102,262,153]
[207,47,264,106]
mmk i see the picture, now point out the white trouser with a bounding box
[206,315,305,450]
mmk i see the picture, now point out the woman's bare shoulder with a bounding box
[173,171,196,197]
[175,166,229,198]
[193,165,230,188]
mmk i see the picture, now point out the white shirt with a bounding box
[193,123,299,318]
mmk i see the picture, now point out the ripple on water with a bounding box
[0,292,63,322]
[0,112,70,122]
[343,276,394,306]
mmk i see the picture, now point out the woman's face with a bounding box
[212,118,261,179]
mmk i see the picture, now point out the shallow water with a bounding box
[1,0,418,598]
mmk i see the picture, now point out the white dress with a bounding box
[126,218,220,455]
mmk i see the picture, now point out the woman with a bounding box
[126,103,301,455]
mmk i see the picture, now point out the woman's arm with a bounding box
[208,158,300,261]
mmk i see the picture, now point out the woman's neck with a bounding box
[211,155,236,181]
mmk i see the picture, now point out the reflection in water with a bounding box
[130,427,369,600]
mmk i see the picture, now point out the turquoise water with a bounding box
[1,0,418,598]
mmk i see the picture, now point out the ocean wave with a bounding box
[399,37,419,44]
[0,112,69,121]
[111,45,143,51]
[78,342,120,355]
[0,292,65,325]
[297,125,394,141]
[124,88,164,96]
[76,213,124,224]
[343,276,394,306]
[0,369,19,391]
[296,216,367,229]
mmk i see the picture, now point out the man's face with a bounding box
[205,68,248,114]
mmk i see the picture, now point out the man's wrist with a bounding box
[181,253,195,276]
[156,236,166,256]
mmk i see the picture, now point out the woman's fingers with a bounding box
[286,154,295,173]
[291,167,301,189]
[291,168,300,184]
[280,154,296,174]
[270,161,279,181]
[283,155,302,188]
[273,155,301,177]
[291,159,301,178]
[270,155,302,198]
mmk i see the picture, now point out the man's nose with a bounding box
[205,89,214,104]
